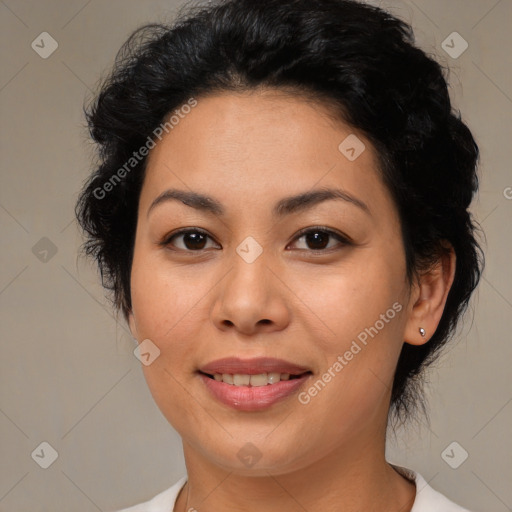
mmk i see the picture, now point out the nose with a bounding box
[211,256,290,336]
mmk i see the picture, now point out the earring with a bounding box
[419,327,426,337]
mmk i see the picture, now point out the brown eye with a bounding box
[163,229,220,251]
[303,230,330,250]
[289,227,349,252]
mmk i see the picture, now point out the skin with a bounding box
[128,89,456,512]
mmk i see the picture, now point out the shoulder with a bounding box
[111,476,187,512]
[393,465,472,512]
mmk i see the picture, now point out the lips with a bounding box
[199,357,310,376]
[198,357,312,411]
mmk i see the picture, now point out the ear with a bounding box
[404,244,456,346]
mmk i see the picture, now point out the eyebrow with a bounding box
[147,186,370,219]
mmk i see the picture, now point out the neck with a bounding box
[175,425,415,512]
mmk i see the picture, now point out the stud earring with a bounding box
[419,327,426,337]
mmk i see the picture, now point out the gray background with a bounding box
[0,0,511,510]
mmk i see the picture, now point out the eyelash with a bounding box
[159,226,352,254]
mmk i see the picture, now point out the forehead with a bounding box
[141,90,390,218]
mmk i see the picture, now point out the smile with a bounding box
[205,372,297,386]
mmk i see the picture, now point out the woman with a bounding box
[76,0,482,510]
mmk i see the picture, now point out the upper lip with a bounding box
[199,357,311,376]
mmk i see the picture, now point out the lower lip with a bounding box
[199,373,311,411]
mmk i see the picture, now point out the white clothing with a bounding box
[113,466,471,511]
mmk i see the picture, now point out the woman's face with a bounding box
[128,90,417,475]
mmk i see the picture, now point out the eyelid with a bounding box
[160,225,352,254]
[288,225,352,250]
[159,227,220,248]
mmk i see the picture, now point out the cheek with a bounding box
[130,246,211,340]
[129,252,213,428]
[292,246,407,350]
[291,248,408,414]
[295,302,405,449]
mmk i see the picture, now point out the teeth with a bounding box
[222,374,234,385]
[211,372,298,386]
[250,374,268,387]
[233,374,250,386]
[267,372,281,384]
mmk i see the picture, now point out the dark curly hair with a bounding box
[75,0,483,422]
